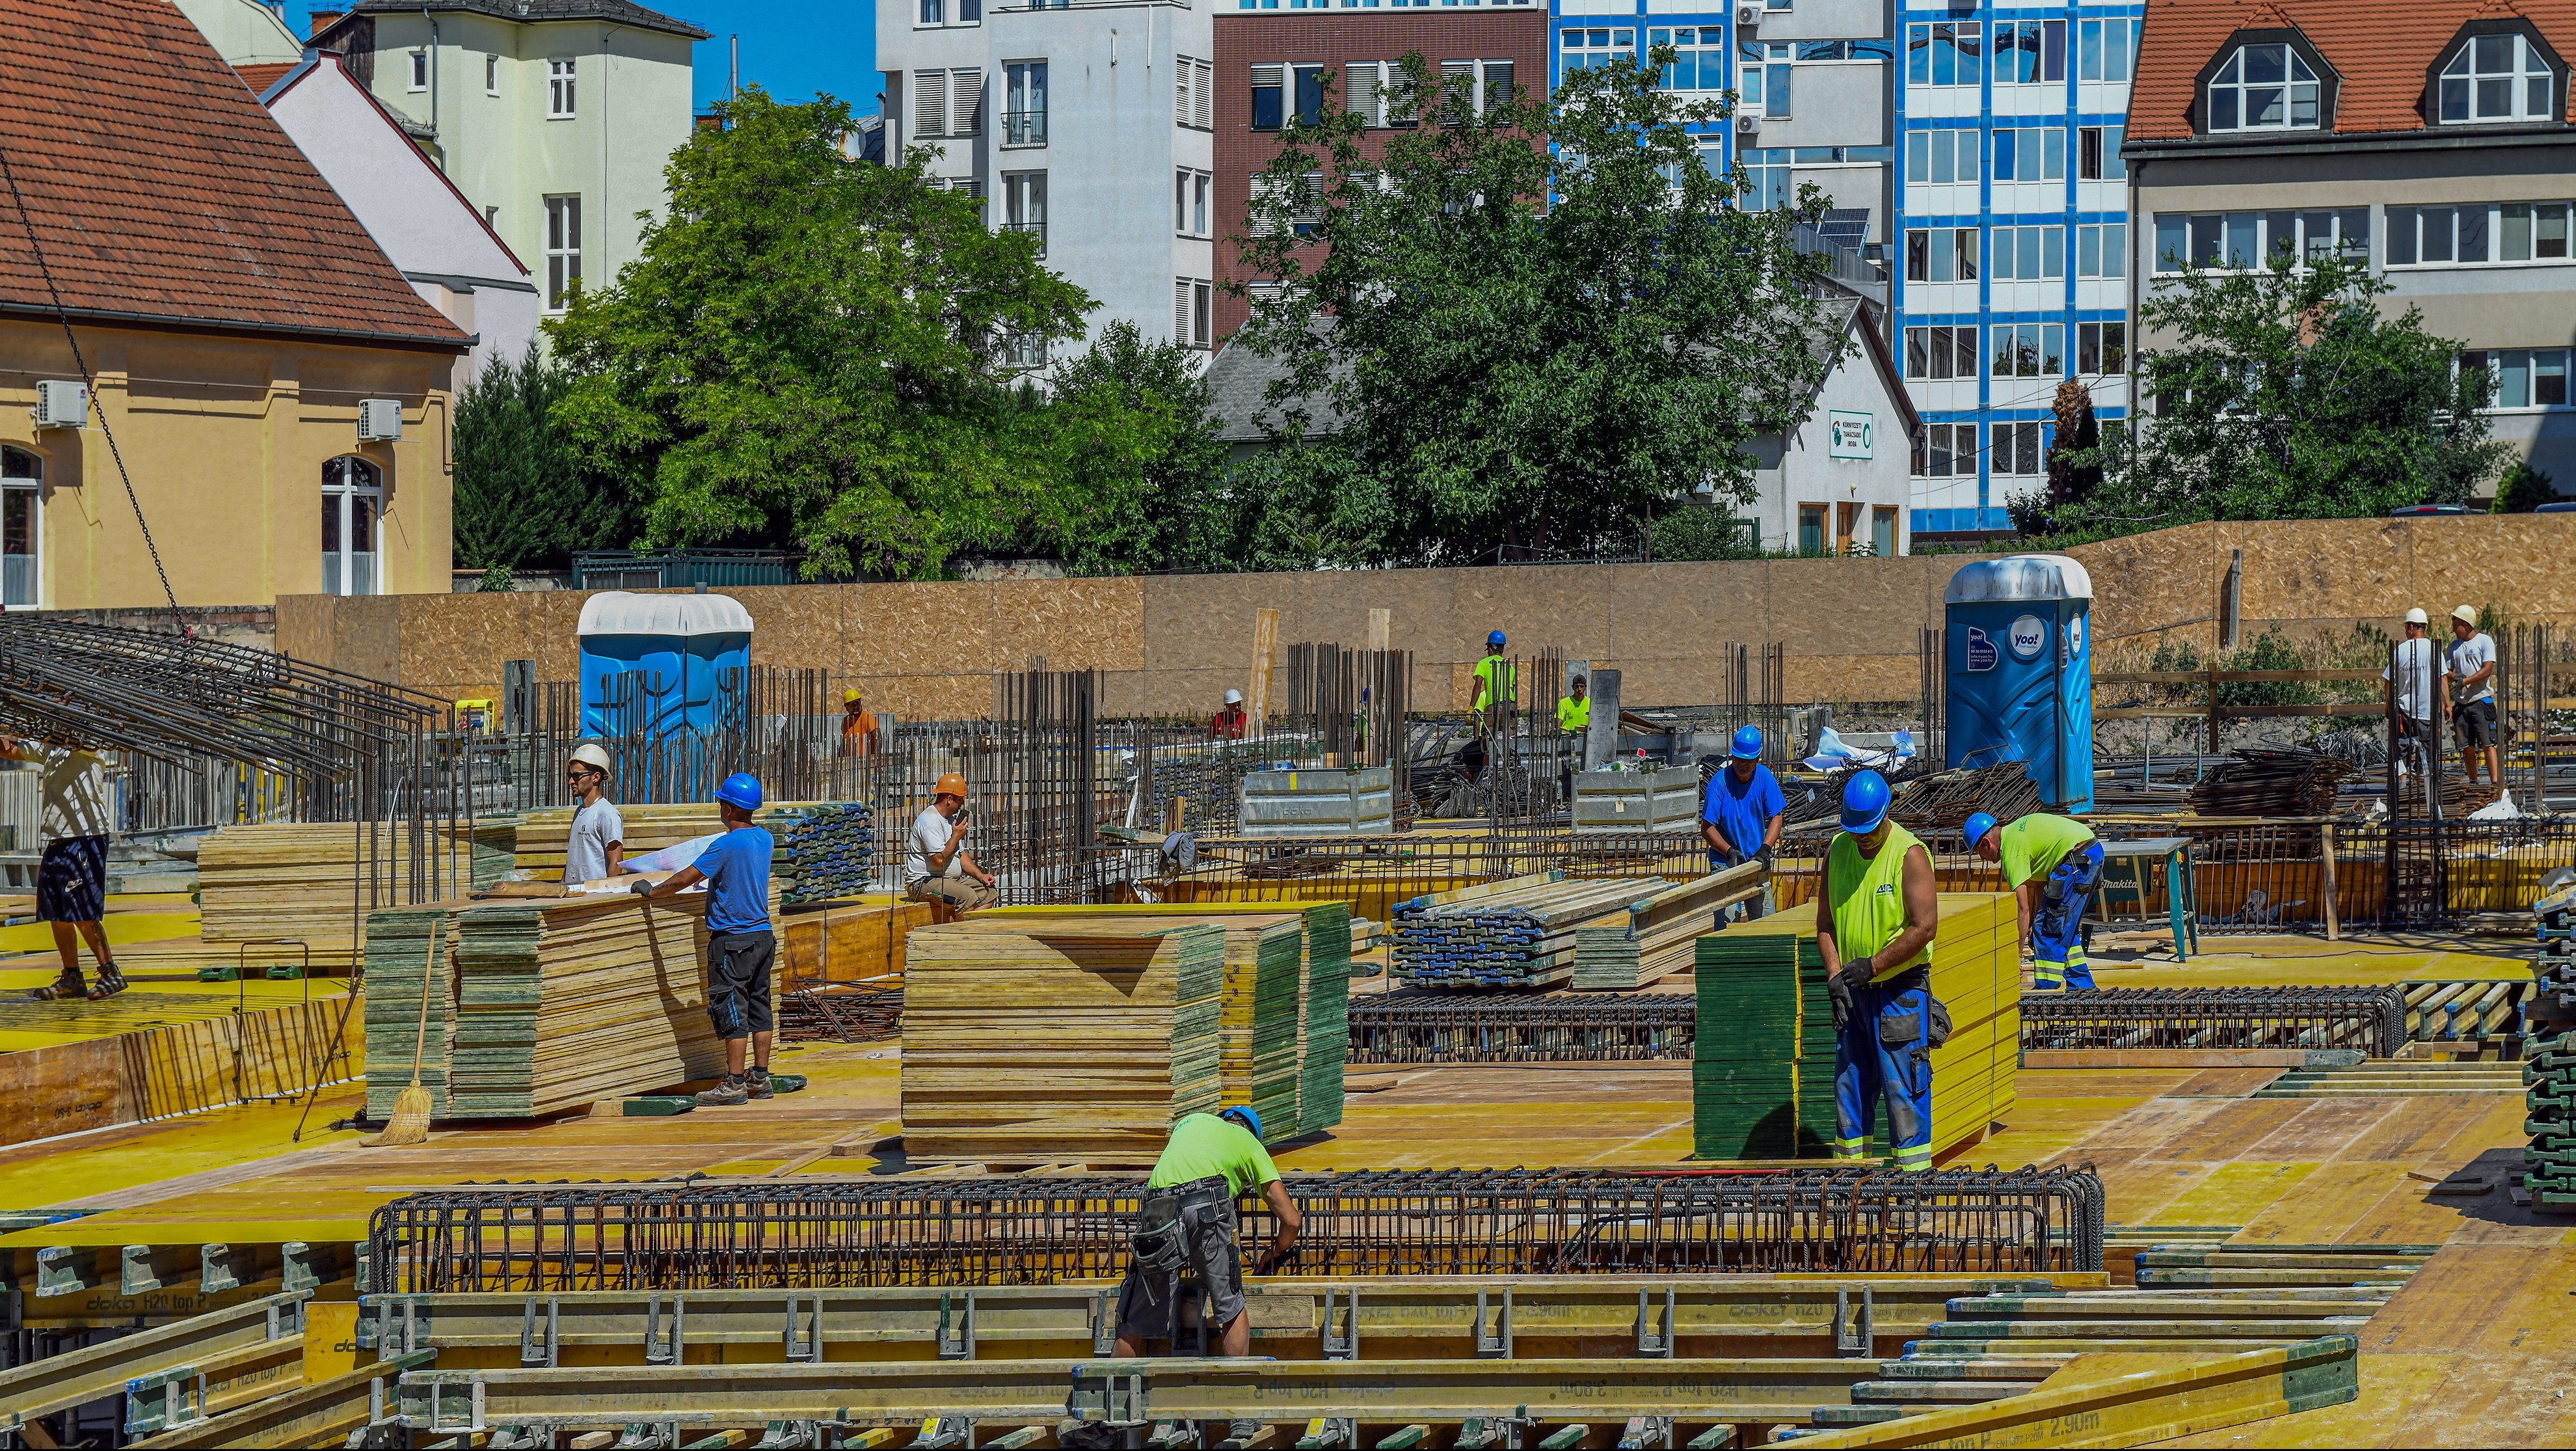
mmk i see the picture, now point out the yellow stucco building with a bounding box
[1,0,472,612]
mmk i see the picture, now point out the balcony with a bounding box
[1002,219,1048,256]
[1002,109,1047,146]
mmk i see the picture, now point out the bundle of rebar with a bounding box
[2186,750,2359,818]
[1390,876,1665,988]
[364,1165,2106,1294]
[777,984,902,1043]
[773,803,879,905]
[2018,987,2404,1057]
[1873,762,2041,835]
[1346,993,1696,1063]
[2401,980,2522,1042]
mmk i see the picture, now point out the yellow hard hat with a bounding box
[934,772,968,798]
[844,688,863,703]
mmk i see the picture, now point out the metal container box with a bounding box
[1239,766,1395,837]
[1572,766,1701,835]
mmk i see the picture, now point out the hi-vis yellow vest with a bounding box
[1827,820,1931,981]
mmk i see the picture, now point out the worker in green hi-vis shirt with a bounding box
[1470,631,1515,718]
[1966,809,2100,990]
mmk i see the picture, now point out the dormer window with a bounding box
[2208,43,2318,130]
[2438,33,2553,124]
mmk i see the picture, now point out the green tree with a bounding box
[2491,461,2558,513]
[2064,254,2506,529]
[1232,51,1847,565]
[452,342,634,570]
[1648,506,1760,560]
[547,89,1097,581]
[1038,321,1237,573]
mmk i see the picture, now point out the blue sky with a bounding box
[295,3,881,116]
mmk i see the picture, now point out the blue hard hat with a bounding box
[1487,631,1507,649]
[1730,725,1764,760]
[1840,770,1892,835]
[715,772,764,811]
[1220,1105,1264,1140]
[1964,811,2000,850]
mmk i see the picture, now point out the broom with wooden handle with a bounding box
[362,952,438,1147]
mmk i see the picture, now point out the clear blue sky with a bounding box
[294,3,881,117]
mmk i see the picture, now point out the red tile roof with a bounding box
[2130,0,2576,141]
[234,62,299,96]
[0,0,468,351]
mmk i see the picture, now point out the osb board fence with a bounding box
[0,994,361,1148]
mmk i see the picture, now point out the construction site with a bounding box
[3,522,2574,1450]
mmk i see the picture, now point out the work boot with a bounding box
[31,968,87,1001]
[1058,1420,1120,1450]
[745,1067,775,1100]
[695,1075,751,1107]
[88,964,128,999]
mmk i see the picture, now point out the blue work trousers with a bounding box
[2031,842,2103,990]
[1834,973,1935,1173]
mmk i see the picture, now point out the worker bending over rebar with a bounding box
[1968,809,2100,990]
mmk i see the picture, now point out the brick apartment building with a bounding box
[1212,5,1548,340]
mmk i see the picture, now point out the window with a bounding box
[1991,421,2045,476]
[2463,349,2573,408]
[2078,19,2134,83]
[913,69,983,138]
[1907,129,1978,185]
[2076,222,2127,278]
[1175,278,1214,349]
[1648,29,1725,90]
[1992,323,2065,379]
[321,456,382,598]
[2205,44,2318,131]
[1905,228,1979,282]
[1994,128,2064,182]
[1175,169,1211,236]
[543,195,580,310]
[1,445,38,609]
[1797,40,1892,64]
[409,49,429,92]
[1345,62,1421,128]
[1250,172,1324,238]
[485,54,499,94]
[919,0,980,24]
[1903,325,1979,380]
[2078,321,2127,375]
[1906,22,1983,88]
[1004,61,1047,145]
[1561,29,1634,81]
[2439,32,2553,123]
[2077,125,2123,180]
[2155,209,2366,271]
[1741,43,1791,116]
[1441,59,1513,117]
[2388,202,2573,266]
[1797,504,1827,555]
[1251,64,1283,130]
[1989,226,2065,280]
[1176,57,1214,130]
[547,57,575,117]
[1295,64,1328,125]
[1995,21,2065,85]
[1733,148,1790,210]
[1912,422,1978,478]
[1003,171,1046,255]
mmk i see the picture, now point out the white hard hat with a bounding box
[2452,604,2479,626]
[570,742,613,772]
[1224,688,1243,705]
[2403,608,2428,626]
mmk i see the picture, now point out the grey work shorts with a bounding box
[1113,1176,1244,1344]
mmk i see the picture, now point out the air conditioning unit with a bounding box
[1737,3,1762,25]
[32,379,87,429]
[1736,113,1762,134]
[356,398,404,442]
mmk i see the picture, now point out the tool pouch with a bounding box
[1129,1200,1187,1277]
[1878,995,1953,1050]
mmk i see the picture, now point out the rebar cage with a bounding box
[1347,994,1698,1063]
[2019,986,2406,1057]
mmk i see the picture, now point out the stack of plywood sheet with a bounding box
[1924,891,2020,1156]
[1572,860,1767,991]
[360,901,464,1120]
[196,822,481,947]
[901,921,1225,1165]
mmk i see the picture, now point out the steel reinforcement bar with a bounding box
[2018,988,2406,1058]
[1348,995,1697,1063]
[366,1169,2106,1295]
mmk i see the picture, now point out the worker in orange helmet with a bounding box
[906,771,999,911]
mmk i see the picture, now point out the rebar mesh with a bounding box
[364,1166,2104,1294]
[2019,986,2404,1057]
[1347,994,1696,1063]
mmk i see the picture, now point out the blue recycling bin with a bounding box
[1944,554,2093,812]
[576,591,755,739]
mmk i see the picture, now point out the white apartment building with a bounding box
[879,0,1220,360]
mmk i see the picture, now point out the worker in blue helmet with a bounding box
[1470,631,1516,718]
[631,772,776,1105]
[1101,1104,1303,1443]
[1966,809,2100,990]
[1700,725,1784,921]
[1818,769,1946,1173]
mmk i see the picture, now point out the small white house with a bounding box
[258,53,541,385]
[1736,299,1921,556]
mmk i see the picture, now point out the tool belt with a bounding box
[1129,1175,1228,1274]
[1871,963,1953,1050]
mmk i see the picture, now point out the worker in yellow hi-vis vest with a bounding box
[1816,769,1947,1173]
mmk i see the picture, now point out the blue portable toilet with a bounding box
[576,591,755,738]
[1944,554,2093,812]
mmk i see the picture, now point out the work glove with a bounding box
[1839,953,1875,988]
[1253,1244,1297,1276]
[629,878,655,897]
[1827,972,1855,1031]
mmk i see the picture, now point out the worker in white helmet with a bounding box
[1210,687,1250,740]
[563,741,625,884]
[2383,608,2436,786]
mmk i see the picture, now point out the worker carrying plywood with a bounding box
[1082,1106,1303,1447]
[2,735,126,1001]
[1967,809,2099,990]
[629,772,777,1106]
[1818,769,1946,1173]
[563,742,625,884]
[906,772,998,911]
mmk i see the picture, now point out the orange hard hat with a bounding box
[934,772,969,798]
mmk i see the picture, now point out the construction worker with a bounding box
[907,772,998,910]
[1469,631,1514,716]
[1702,726,1784,921]
[1557,675,1591,735]
[837,688,881,757]
[1,735,125,1001]
[630,773,775,1106]
[2384,608,2437,783]
[2443,605,2500,788]
[1966,809,2099,990]
[1816,770,1944,1173]
[563,742,624,884]
[1105,1105,1302,1444]
[1209,688,1249,740]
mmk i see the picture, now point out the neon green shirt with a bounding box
[1147,1113,1279,1195]
[1996,813,2096,889]
[1827,820,1931,980]
[1473,654,1516,709]
[1557,696,1590,731]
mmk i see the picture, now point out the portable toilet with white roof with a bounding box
[1943,554,2093,812]
[577,591,754,738]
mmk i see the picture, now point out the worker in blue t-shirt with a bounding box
[1701,726,1785,921]
[632,772,775,1106]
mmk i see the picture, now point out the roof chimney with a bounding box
[309,8,347,38]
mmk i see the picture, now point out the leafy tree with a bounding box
[1648,506,1760,561]
[1038,322,1237,573]
[2062,254,2506,529]
[452,343,634,570]
[2491,461,2558,513]
[548,89,1097,581]
[1232,51,1847,565]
